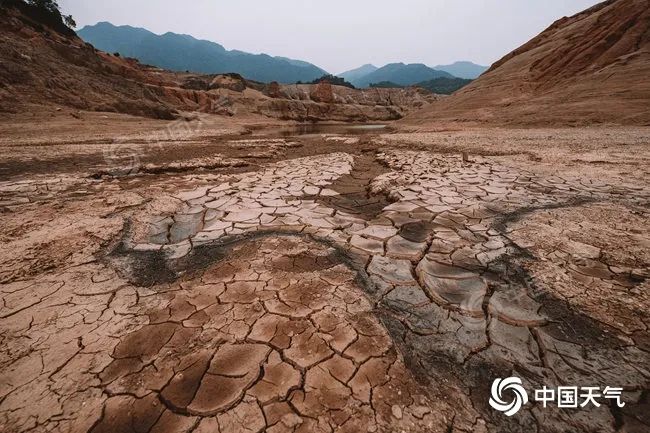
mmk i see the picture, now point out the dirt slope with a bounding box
[402,0,650,127]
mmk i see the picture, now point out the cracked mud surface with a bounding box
[94,235,451,433]
[1,126,649,432]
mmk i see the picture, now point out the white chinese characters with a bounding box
[490,378,625,416]
[534,386,625,409]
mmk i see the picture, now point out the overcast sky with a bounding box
[59,0,600,73]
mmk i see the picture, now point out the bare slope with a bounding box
[402,0,650,126]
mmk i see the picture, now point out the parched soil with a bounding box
[306,152,392,219]
[0,118,649,433]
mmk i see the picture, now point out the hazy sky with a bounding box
[59,0,600,73]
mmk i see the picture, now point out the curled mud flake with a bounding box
[248,351,301,404]
[157,343,272,417]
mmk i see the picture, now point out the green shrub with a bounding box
[305,74,355,89]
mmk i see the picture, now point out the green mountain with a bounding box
[369,77,472,95]
[77,22,328,83]
[414,77,472,94]
[433,61,488,79]
[338,64,378,83]
[352,63,453,88]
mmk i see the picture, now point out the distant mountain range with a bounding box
[77,22,488,87]
[338,61,487,88]
[338,64,379,83]
[432,61,488,79]
[77,22,327,83]
[348,63,453,88]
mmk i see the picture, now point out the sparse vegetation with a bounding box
[26,0,75,27]
[26,0,59,13]
[415,77,472,94]
[63,14,75,28]
[307,74,355,89]
[3,0,77,33]
[369,81,402,88]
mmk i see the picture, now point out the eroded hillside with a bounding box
[403,0,650,126]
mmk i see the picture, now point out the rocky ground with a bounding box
[0,117,649,433]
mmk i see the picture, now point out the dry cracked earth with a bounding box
[1,124,649,433]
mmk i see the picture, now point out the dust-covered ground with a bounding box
[0,114,649,433]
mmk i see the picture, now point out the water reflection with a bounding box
[270,123,388,137]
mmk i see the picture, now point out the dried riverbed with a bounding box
[1,119,649,433]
